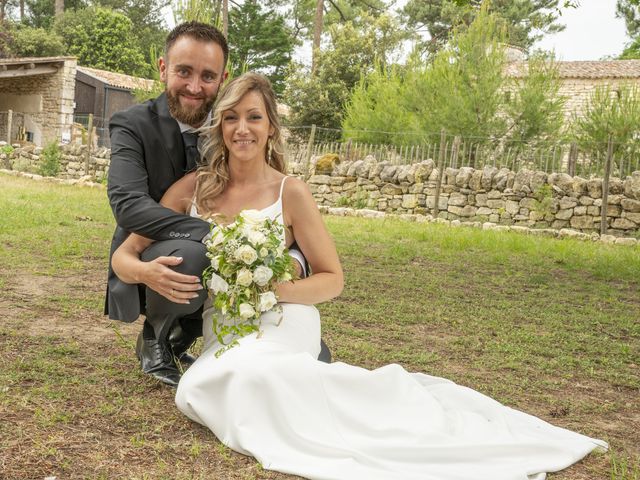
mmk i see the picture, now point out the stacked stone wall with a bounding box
[2,144,639,238]
[294,156,640,238]
[1,143,110,181]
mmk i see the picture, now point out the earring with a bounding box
[267,138,273,162]
[221,147,226,163]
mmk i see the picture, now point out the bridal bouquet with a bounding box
[203,209,296,356]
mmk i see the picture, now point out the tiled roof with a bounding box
[0,56,76,65]
[505,60,640,79]
[77,66,156,91]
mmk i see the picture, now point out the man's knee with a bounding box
[141,239,209,276]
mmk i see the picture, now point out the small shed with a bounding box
[74,67,156,146]
[0,56,77,146]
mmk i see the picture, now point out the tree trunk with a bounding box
[55,0,64,16]
[312,0,323,73]
[20,0,24,20]
[222,0,228,38]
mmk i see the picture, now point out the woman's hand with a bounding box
[135,256,203,304]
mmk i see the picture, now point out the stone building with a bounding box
[505,59,640,121]
[0,57,154,147]
[0,56,77,146]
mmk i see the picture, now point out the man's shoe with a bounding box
[167,324,198,366]
[135,332,181,387]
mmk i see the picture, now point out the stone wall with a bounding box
[558,77,640,122]
[2,144,639,238]
[295,156,640,237]
[1,143,110,181]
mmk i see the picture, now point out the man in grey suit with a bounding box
[106,22,229,387]
[107,22,329,388]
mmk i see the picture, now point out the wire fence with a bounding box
[283,126,640,179]
[2,112,640,178]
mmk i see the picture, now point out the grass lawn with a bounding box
[0,173,638,479]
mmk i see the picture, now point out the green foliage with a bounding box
[38,141,62,177]
[10,26,66,57]
[343,7,566,152]
[343,63,418,145]
[172,0,218,24]
[616,0,640,38]
[620,35,640,59]
[343,5,508,144]
[54,6,150,77]
[533,184,554,218]
[264,0,390,45]
[0,145,14,155]
[228,0,294,95]
[22,0,86,29]
[502,52,566,151]
[284,13,406,129]
[569,84,640,161]
[402,0,565,55]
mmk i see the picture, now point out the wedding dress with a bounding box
[176,177,606,480]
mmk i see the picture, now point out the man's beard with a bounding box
[166,89,215,126]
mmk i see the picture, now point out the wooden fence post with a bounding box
[303,124,316,180]
[600,134,614,235]
[84,113,93,175]
[451,136,461,169]
[567,142,577,176]
[432,129,447,218]
[6,109,12,144]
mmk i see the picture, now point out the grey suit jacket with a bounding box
[105,93,210,321]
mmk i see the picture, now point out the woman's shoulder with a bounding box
[282,176,311,198]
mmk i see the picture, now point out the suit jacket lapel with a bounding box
[151,93,184,178]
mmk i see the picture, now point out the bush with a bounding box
[11,26,66,57]
[39,141,62,177]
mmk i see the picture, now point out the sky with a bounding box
[534,0,630,60]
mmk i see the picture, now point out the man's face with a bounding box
[159,36,226,127]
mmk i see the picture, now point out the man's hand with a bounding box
[137,256,203,304]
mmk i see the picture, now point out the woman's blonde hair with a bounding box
[195,72,286,217]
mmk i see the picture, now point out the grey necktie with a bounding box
[182,131,199,172]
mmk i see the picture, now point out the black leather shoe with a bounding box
[135,332,181,387]
[168,324,198,366]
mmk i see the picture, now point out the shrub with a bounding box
[39,141,62,177]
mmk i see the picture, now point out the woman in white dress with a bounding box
[112,72,606,480]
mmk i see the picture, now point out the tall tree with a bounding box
[54,0,62,16]
[54,6,148,75]
[284,12,406,129]
[617,0,640,38]
[403,0,565,54]
[617,0,640,58]
[312,0,323,71]
[228,0,294,94]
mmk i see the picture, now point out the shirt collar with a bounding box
[177,111,212,134]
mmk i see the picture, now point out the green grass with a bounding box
[0,173,638,479]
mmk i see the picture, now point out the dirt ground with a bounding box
[0,264,636,480]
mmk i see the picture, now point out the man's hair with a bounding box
[164,21,229,67]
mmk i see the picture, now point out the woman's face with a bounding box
[221,90,275,164]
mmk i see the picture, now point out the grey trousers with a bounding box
[141,239,209,341]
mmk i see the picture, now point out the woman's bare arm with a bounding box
[276,178,344,304]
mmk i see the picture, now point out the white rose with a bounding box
[235,245,258,265]
[259,247,268,258]
[240,209,264,225]
[210,255,221,271]
[206,272,228,294]
[239,303,256,319]
[253,266,273,287]
[206,227,224,248]
[247,229,267,246]
[236,267,253,287]
[258,291,278,312]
